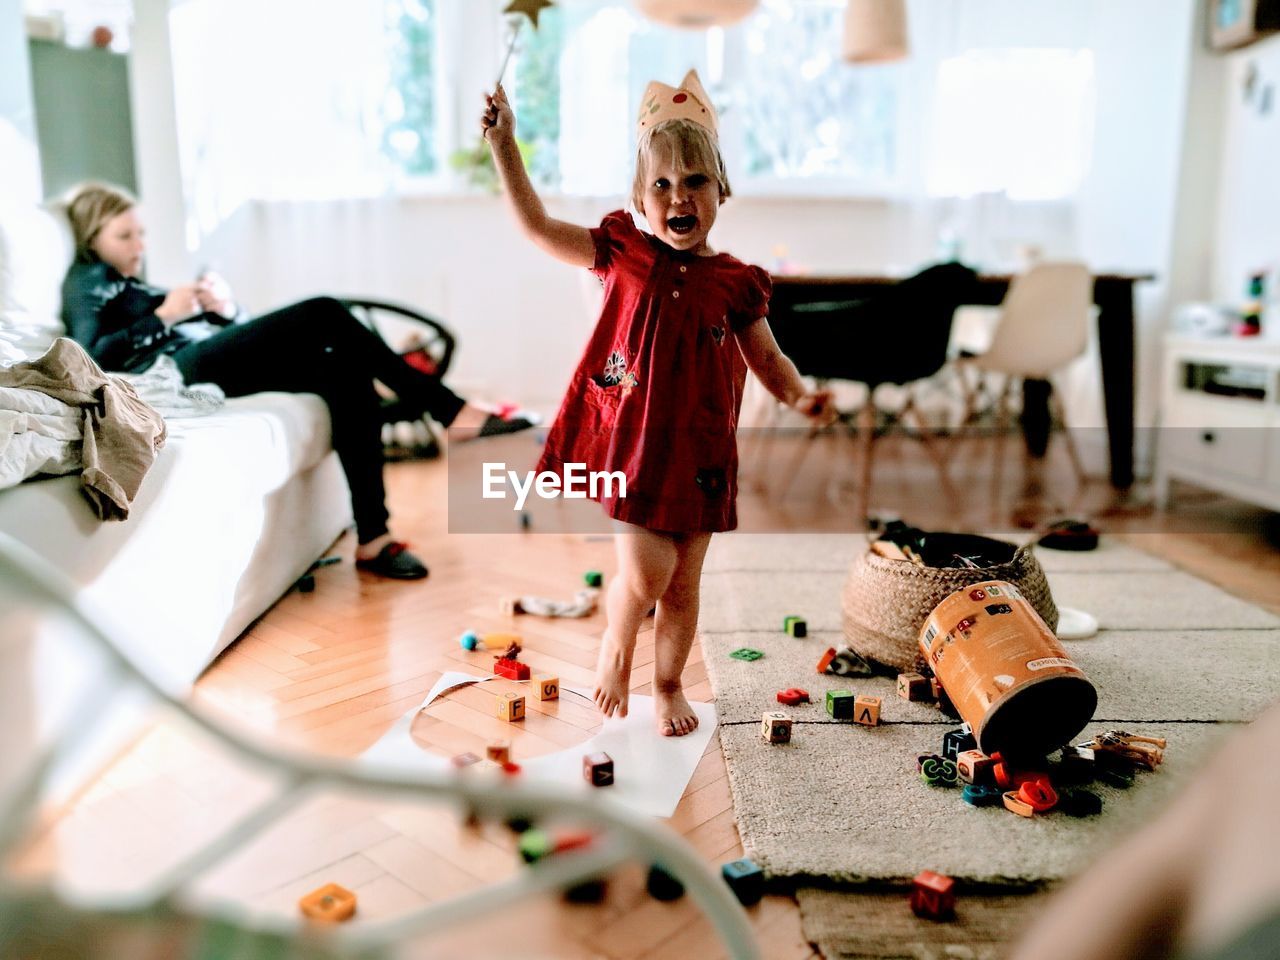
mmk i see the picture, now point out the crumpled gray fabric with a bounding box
[119,354,225,417]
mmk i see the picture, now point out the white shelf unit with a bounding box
[1155,336,1280,512]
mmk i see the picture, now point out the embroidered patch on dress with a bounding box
[603,350,627,386]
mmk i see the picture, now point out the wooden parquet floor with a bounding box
[10,433,1279,959]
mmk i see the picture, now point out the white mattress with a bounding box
[0,391,352,691]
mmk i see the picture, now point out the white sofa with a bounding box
[0,202,353,692]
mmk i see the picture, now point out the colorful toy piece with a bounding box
[721,858,765,906]
[961,783,1003,807]
[1002,790,1035,817]
[583,751,614,786]
[494,658,531,681]
[854,695,881,726]
[825,689,855,720]
[496,692,525,722]
[1017,779,1059,813]
[647,864,686,901]
[760,711,793,744]
[299,882,357,923]
[459,630,479,651]
[518,829,553,864]
[816,648,838,673]
[776,688,810,706]
[533,675,559,701]
[783,615,807,638]
[487,740,512,765]
[828,648,872,677]
[483,632,523,650]
[942,729,977,760]
[730,647,764,661]
[955,749,994,785]
[1058,788,1104,817]
[584,570,604,588]
[910,870,955,921]
[897,672,932,701]
[920,756,959,787]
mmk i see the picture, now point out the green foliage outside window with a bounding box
[511,4,563,187]
[383,0,437,177]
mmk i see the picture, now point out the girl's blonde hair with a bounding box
[63,182,137,261]
[631,119,731,214]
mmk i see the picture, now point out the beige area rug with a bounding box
[698,534,1280,933]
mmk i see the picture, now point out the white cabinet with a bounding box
[1155,337,1280,511]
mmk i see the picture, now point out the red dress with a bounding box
[536,210,772,533]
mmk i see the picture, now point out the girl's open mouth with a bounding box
[667,215,697,235]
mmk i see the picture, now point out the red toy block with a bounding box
[910,870,956,921]
[494,658,531,680]
[776,688,811,706]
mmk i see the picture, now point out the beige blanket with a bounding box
[0,338,166,519]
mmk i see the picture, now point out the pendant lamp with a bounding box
[843,0,909,64]
[634,0,759,29]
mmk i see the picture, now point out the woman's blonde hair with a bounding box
[63,182,137,261]
[631,119,731,214]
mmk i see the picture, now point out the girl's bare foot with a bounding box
[654,683,699,737]
[593,633,633,719]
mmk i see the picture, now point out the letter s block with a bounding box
[534,675,559,701]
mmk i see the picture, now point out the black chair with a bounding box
[340,298,457,460]
[763,262,977,517]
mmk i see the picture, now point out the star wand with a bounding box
[495,0,555,88]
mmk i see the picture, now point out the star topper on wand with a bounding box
[495,0,556,88]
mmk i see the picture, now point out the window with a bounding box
[382,0,440,177]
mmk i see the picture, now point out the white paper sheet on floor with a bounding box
[360,670,717,818]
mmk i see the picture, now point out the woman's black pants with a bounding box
[173,297,466,544]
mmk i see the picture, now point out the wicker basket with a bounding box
[841,534,1058,673]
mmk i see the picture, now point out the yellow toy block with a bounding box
[534,675,560,701]
[854,695,881,726]
[299,882,357,922]
[496,692,525,722]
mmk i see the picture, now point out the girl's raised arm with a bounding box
[484,85,595,269]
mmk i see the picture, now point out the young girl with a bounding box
[483,71,830,736]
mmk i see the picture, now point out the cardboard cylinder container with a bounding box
[919,580,1096,759]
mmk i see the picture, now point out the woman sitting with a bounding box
[60,182,533,580]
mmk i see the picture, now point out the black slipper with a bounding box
[1038,520,1100,551]
[477,412,539,438]
[355,541,429,579]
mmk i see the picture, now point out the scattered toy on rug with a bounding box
[776,688,810,705]
[730,647,764,661]
[783,615,807,637]
[816,646,872,676]
[298,882,358,923]
[761,711,793,744]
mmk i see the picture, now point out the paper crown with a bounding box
[637,69,718,138]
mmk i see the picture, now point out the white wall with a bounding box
[1212,32,1280,304]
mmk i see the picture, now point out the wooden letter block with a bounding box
[910,870,955,921]
[584,751,614,786]
[854,695,881,726]
[825,689,855,720]
[783,615,807,638]
[299,882,357,923]
[534,675,560,701]
[955,749,994,785]
[942,729,977,760]
[486,740,511,765]
[496,692,525,722]
[897,672,932,701]
[760,711,793,744]
[721,858,764,906]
